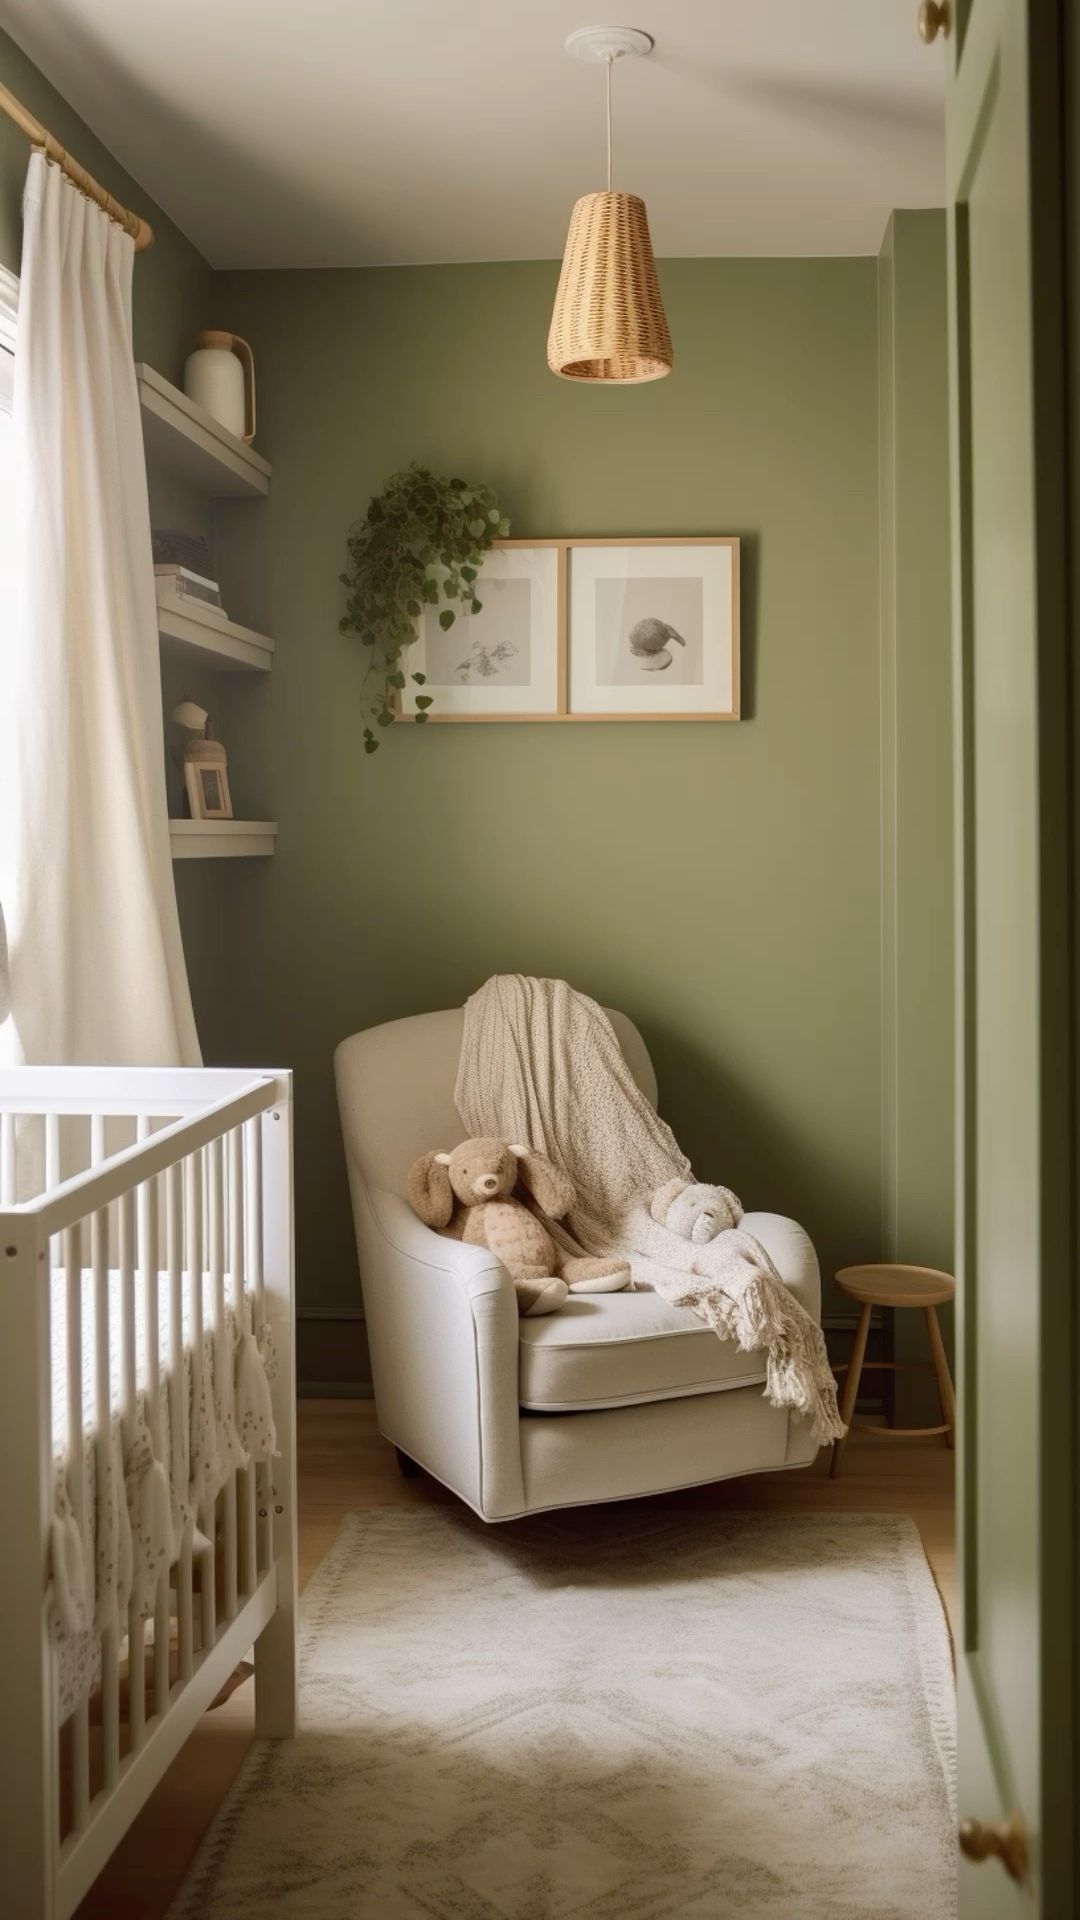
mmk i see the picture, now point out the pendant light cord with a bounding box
[605,54,614,191]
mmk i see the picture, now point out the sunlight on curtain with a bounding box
[0,401,14,584]
[0,381,12,1024]
[1,158,199,1067]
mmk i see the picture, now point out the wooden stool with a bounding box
[831,1263,955,1478]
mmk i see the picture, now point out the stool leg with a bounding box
[831,1301,872,1479]
[924,1306,955,1449]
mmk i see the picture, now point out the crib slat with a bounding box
[223,1475,238,1622]
[229,1126,245,1319]
[118,1187,136,1426]
[256,1460,270,1575]
[198,1516,216,1653]
[244,1118,272,1590]
[185,1143,202,1354]
[177,1525,194,1683]
[0,1110,14,1202]
[246,1117,264,1319]
[242,1462,258,1596]
[45,1111,60,1187]
[140,1151,161,1419]
[206,1140,228,1631]
[92,1201,120,1789]
[45,1111,60,1270]
[62,1219,91,1817]
[166,1157,186,1669]
[128,1603,145,1750]
[209,1136,225,1334]
[153,1569,170,1715]
[101,1625,120,1790]
[71,1699,90,1835]
[185,1147,216,1657]
[64,1228,84,1546]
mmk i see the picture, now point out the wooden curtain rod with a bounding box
[0,80,154,251]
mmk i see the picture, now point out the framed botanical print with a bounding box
[566,538,739,720]
[398,540,563,721]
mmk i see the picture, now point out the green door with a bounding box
[944,0,1075,1911]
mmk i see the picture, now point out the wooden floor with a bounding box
[77,1399,955,1920]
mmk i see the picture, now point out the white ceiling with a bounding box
[0,1,945,268]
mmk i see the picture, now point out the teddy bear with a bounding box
[407,1137,631,1316]
[649,1177,742,1244]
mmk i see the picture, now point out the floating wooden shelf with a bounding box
[158,598,274,673]
[170,820,277,860]
[137,363,271,498]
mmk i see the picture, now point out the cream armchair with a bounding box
[335,1007,821,1521]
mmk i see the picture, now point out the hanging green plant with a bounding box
[339,463,511,752]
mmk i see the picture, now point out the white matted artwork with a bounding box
[399,541,562,720]
[567,538,739,719]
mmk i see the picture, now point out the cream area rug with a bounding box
[170,1508,956,1920]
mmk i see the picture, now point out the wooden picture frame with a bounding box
[395,535,739,723]
[565,537,740,721]
[397,540,564,722]
[184,758,233,820]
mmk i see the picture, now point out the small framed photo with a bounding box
[184,760,233,820]
[566,538,739,720]
[398,540,563,722]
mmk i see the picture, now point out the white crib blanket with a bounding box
[50,1267,277,1716]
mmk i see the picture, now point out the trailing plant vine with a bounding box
[339,463,510,751]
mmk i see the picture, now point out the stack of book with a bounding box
[152,529,228,623]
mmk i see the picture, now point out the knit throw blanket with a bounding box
[456,975,844,1447]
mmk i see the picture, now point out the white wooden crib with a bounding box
[0,1066,297,1919]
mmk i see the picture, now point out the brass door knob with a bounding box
[958,1814,1029,1881]
[918,1,951,40]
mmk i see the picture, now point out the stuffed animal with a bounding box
[649,1177,742,1243]
[406,1137,631,1316]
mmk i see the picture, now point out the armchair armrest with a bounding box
[367,1190,514,1304]
[348,1179,525,1519]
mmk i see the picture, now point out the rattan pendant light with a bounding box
[548,26,672,384]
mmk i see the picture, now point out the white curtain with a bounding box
[0,154,199,1066]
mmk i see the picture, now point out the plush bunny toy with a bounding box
[649,1177,743,1244]
[407,1137,631,1316]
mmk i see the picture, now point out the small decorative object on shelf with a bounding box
[183,330,256,443]
[138,364,271,497]
[339,463,510,752]
[152,527,215,573]
[155,564,227,620]
[173,700,234,820]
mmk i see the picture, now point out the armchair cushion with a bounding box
[519,1290,766,1411]
[518,1209,820,1413]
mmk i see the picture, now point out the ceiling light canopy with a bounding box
[547,26,673,385]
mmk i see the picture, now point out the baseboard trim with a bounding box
[298,1305,366,1323]
[298,1381,374,1400]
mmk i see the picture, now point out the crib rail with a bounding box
[8,1076,276,1236]
[0,1067,297,1920]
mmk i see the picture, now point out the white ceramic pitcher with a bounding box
[183,330,256,443]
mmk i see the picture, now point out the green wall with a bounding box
[0,31,955,1392]
[877,210,954,1408]
[878,210,954,1266]
[206,258,884,1364]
